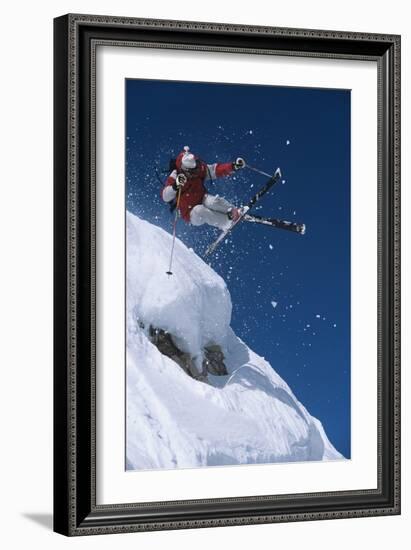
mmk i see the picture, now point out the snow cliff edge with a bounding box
[126,211,343,470]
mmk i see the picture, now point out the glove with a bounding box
[173,173,187,190]
[233,157,246,170]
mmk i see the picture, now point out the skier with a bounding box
[161,146,246,230]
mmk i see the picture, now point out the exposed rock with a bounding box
[148,326,227,380]
[203,345,228,376]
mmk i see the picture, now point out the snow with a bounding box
[126,211,344,470]
[127,212,231,366]
[271,301,278,309]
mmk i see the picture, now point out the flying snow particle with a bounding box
[271,301,278,309]
[248,130,253,134]
[269,244,274,250]
[315,314,321,318]
[286,139,291,145]
[333,323,337,328]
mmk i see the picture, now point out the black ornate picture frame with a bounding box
[53,14,400,536]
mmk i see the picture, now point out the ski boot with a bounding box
[227,207,245,223]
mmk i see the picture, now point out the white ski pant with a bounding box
[190,194,234,230]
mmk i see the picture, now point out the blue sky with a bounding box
[125,78,351,458]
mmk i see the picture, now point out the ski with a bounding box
[204,206,250,257]
[243,214,306,235]
[204,167,282,257]
[247,167,282,209]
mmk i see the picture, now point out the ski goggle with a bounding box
[182,159,202,175]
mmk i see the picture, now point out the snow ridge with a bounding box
[126,211,343,470]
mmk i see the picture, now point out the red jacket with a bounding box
[162,153,234,221]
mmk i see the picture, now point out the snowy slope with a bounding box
[126,211,343,470]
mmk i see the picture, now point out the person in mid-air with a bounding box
[161,146,246,231]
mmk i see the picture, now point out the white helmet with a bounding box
[181,145,196,170]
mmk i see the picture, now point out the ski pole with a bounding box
[245,163,280,180]
[166,186,182,276]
